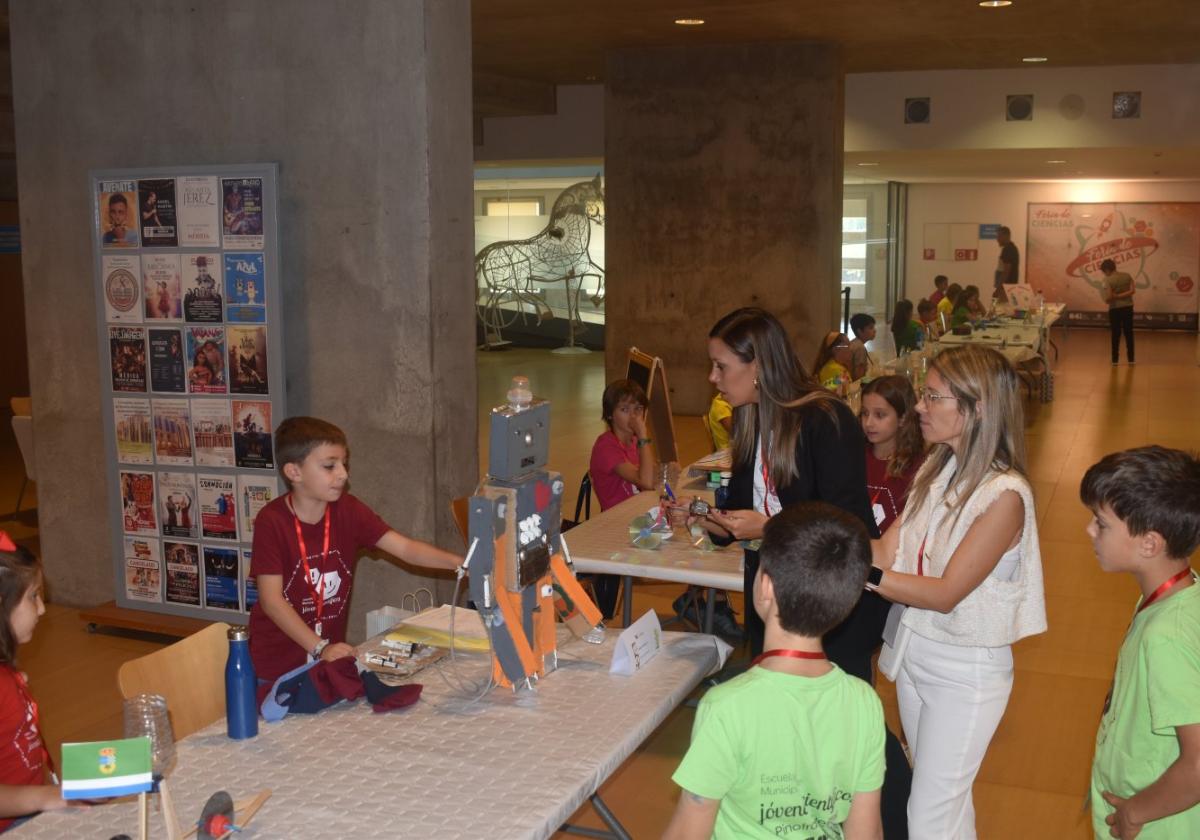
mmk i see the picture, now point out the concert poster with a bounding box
[109,326,147,393]
[185,326,226,394]
[183,253,223,323]
[176,175,221,247]
[151,398,194,466]
[123,537,162,603]
[164,541,201,607]
[242,550,258,611]
[232,400,273,470]
[227,325,268,395]
[112,397,153,465]
[221,178,264,250]
[142,253,183,322]
[157,471,198,539]
[120,470,158,536]
[237,474,277,541]
[98,179,139,248]
[223,253,266,323]
[148,328,186,394]
[203,546,241,611]
[102,255,142,322]
[137,178,178,247]
[198,473,238,542]
[191,399,235,467]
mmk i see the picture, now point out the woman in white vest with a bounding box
[866,345,1047,838]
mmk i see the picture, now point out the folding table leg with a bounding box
[622,575,634,627]
[559,793,634,840]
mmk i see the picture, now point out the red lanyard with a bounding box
[1135,568,1193,615]
[752,648,827,667]
[871,487,885,508]
[759,442,776,516]
[289,496,331,629]
[11,669,54,780]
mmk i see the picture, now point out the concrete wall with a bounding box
[11,0,477,638]
[605,43,844,413]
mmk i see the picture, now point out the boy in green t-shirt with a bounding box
[665,503,884,840]
[1081,446,1200,839]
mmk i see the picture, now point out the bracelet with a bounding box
[636,437,652,447]
[311,638,330,659]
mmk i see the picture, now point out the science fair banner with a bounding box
[1026,202,1199,330]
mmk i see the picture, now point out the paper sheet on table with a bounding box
[386,604,491,652]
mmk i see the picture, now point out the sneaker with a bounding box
[711,603,745,644]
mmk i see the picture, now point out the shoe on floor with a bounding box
[673,592,704,627]
[711,603,745,644]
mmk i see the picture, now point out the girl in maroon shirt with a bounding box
[860,376,925,535]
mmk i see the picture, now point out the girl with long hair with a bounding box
[868,345,1047,837]
[860,375,925,535]
[891,299,924,353]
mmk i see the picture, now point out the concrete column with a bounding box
[605,43,844,413]
[11,0,476,638]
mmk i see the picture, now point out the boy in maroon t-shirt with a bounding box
[248,417,462,682]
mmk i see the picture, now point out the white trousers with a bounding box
[896,631,1014,840]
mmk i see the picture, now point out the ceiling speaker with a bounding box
[905,97,930,124]
[1113,91,1141,119]
[1006,94,1034,121]
[1059,94,1086,121]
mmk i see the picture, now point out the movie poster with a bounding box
[151,398,194,466]
[237,474,277,541]
[102,255,142,322]
[164,541,201,607]
[98,179,139,248]
[227,325,268,395]
[120,470,158,536]
[148,328,186,394]
[157,471,198,539]
[124,537,162,602]
[177,175,221,247]
[223,253,266,323]
[191,399,235,467]
[112,397,153,465]
[138,178,178,247]
[198,473,237,541]
[221,178,264,250]
[242,550,258,611]
[204,546,241,611]
[232,400,273,469]
[109,326,147,393]
[183,254,223,323]
[185,326,226,394]
[142,253,183,321]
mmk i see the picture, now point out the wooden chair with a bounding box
[117,621,230,740]
[450,497,470,547]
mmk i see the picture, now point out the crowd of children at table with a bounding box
[0,283,1195,839]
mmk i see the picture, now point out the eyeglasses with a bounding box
[918,386,958,405]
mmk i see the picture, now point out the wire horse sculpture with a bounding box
[475,175,605,349]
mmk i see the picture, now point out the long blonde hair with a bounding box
[709,308,840,487]
[906,346,1027,528]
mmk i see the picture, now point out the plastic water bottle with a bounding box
[225,626,258,740]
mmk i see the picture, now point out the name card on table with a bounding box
[610,610,663,676]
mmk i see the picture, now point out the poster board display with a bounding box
[1026,202,1200,330]
[626,347,678,465]
[92,164,284,621]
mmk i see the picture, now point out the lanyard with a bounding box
[288,495,331,631]
[11,669,54,782]
[752,648,827,667]
[1135,568,1192,615]
[759,440,776,517]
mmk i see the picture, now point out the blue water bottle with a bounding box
[225,626,258,739]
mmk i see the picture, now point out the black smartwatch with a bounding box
[866,567,884,591]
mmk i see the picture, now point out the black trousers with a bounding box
[745,550,912,839]
[1109,306,1134,363]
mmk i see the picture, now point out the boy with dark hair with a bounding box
[929,275,949,306]
[848,313,876,380]
[1100,257,1136,365]
[248,416,462,682]
[665,502,884,839]
[1081,445,1200,839]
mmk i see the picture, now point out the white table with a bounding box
[11,628,725,839]
[935,322,1044,364]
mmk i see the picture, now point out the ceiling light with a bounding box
[1022,56,1048,63]
[979,1,1012,6]
[857,162,880,166]
[1045,159,1067,164]
[674,18,705,25]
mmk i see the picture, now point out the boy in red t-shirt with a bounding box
[248,417,462,682]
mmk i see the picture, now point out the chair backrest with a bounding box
[450,496,469,547]
[572,473,592,524]
[9,397,31,418]
[117,621,230,740]
[10,416,34,481]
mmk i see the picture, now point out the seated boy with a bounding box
[848,313,876,380]
[929,274,949,306]
[1081,446,1200,839]
[665,502,885,839]
[917,298,939,338]
[248,416,462,682]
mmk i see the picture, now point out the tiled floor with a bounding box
[4,326,1199,838]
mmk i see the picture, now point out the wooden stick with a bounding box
[158,779,183,840]
[138,791,148,840]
